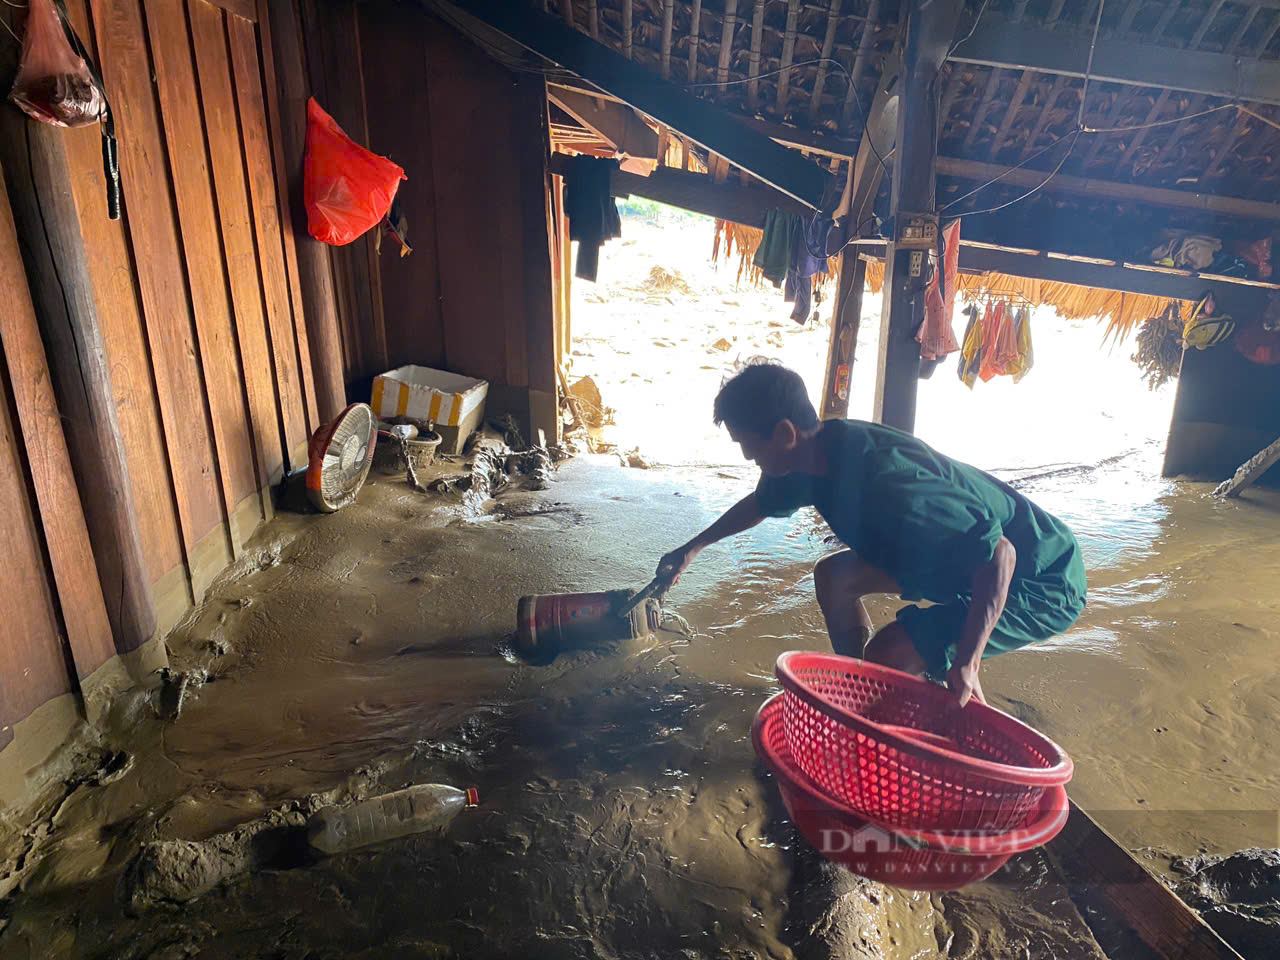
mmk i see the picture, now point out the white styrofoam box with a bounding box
[371,364,488,428]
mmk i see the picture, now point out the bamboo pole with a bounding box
[623,0,632,59]
[840,0,879,131]
[688,0,702,84]
[717,0,738,84]
[775,0,800,114]
[661,0,674,77]
[747,0,764,110]
[810,0,843,121]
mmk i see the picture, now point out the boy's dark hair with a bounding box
[713,362,818,435]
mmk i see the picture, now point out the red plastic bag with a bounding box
[304,98,405,246]
[918,220,961,361]
[7,0,105,127]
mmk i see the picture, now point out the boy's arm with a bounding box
[657,493,765,584]
[947,536,1016,706]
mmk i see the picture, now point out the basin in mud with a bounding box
[515,589,662,661]
[373,427,442,474]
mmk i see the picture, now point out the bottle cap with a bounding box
[465,786,480,807]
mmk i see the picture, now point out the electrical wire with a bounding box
[947,0,990,58]
[1077,0,1106,129]
[940,128,1075,211]
[1083,101,1237,134]
[951,129,1082,218]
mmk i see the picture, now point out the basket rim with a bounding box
[775,651,1073,788]
[754,694,1069,855]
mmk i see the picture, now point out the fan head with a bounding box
[306,403,376,512]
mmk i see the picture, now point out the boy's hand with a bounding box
[946,660,983,708]
[657,543,700,586]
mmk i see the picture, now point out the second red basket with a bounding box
[776,652,1072,831]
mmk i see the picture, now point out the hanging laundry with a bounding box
[564,155,622,282]
[752,209,798,287]
[918,220,961,360]
[957,303,984,389]
[1010,306,1035,383]
[784,212,835,324]
[978,301,1010,382]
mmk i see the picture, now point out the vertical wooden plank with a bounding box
[142,0,262,545]
[515,72,557,402]
[227,13,310,464]
[0,366,73,747]
[687,0,702,84]
[0,161,116,678]
[63,0,184,589]
[188,0,286,493]
[262,0,345,424]
[301,0,380,388]
[357,0,446,371]
[256,0,321,434]
[88,0,231,577]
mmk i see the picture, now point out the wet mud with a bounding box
[0,446,1277,958]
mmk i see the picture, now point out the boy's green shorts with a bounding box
[896,550,1087,678]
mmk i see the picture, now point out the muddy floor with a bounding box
[2,442,1277,958]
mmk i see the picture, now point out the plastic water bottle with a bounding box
[307,784,479,854]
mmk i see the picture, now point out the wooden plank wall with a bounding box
[0,0,327,746]
[74,0,318,601]
[300,0,558,427]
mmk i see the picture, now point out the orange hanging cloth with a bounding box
[918,220,962,360]
[304,97,406,246]
[978,301,1007,382]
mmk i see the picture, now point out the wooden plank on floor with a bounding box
[89,0,230,570]
[1213,434,1280,497]
[0,161,116,678]
[1047,800,1246,960]
[63,0,185,588]
[189,0,286,493]
[227,13,310,467]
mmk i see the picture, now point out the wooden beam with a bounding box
[1226,5,1263,52]
[988,69,1033,159]
[1214,434,1280,497]
[548,87,659,156]
[1045,0,1067,23]
[1018,75,1068,161]
[1203,110,1253,180]
[853,239,1278,314]
[588,0,598,40]
[549,152,808,225]
[938,154,1280,221]
[623,0,632,60]
[747,0,764,110]
[1117,87,1172,172]
[810,0,843,120]
[687,0,702,84]
[875,0,963,434]
[1116,0,1143,34]
[961,68,1004,153]
[457,1,830,208]
[775,0,801,114]
[661,0,674,77]
[949,18,1280,106]
[1047,801,1247,960]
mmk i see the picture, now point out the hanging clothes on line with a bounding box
[785,211,835,324]
[752,209,799,287]
[563,155,622,282]
[1009,306,1035,382]
[957,303,984,389]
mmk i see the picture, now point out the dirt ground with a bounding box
[2,211,1278,958]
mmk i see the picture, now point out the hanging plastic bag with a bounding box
[7,0,105,128]
[304,98,405,246]
[1011,307,1035,383]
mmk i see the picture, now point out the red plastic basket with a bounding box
[776,652,1072,831]
[753,694,1069,891]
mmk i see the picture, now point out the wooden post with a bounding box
[0,105,155,659]
[822,259,866,421]
[873,0,962,433]
[265,0,347,423]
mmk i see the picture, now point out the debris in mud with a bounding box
[711,337,733,352]
[155,670,191,722]
[125,804,312,908]
[429,432,568,506]
[566,376,606,427]
[1174,847,1280,958]
[624,448,651,469]
[642,265,692,295]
